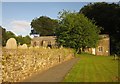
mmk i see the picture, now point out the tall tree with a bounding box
[6,31,16,40]
[0,26,6,46]
[23,35,31,46]
[16,35,31,46]
[0,26,31,46]
[79,2,120,55]
[30,16,59,36]
[56,11,100,53]
[0,26,16,46]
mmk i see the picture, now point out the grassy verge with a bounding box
[64,54,119,82]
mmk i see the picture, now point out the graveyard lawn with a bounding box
[63,54,119,82]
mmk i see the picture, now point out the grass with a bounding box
[64,54,119,82]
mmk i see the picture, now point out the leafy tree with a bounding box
[56,11,100,53]
[16,35,24,45]
[79,2,120,55]
[16,35,31,46]
[0,26,6,46]
[6,31,16,40]
[23,35,31,46]
[0,26,31,46]
[0,26,16,46]
[30,16,59,36]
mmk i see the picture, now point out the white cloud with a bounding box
[10,20,31,36]
[11,20,30,27]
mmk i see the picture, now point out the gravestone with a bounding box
[60,45,63,49]
[6,38,17,49]
[35,46,39,49]
[18,45,22,49]
[29,46,33,49]
[21,44,28,49]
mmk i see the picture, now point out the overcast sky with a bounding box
[1,1,119,36]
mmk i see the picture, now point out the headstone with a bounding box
[60,45,63,49]
[48,47,51,49]
[29,46,33,49]
[6,38,17,49]
[21,44,28,49]
[35,46,39,49]
[18,45,22,49]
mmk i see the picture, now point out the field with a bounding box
[64,54,119,82]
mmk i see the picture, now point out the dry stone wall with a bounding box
[2,47,74,82]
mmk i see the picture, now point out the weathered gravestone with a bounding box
[34,46,39,48]
[18,45,22,49]
[21,44,28,49]
[29,46,33,49]
[6,38,17,49]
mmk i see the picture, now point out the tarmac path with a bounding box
[22,58,80,82]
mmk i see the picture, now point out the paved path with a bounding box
[22,58,79,82]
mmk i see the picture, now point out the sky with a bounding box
[1,0,120,2]
[1,1,119,36]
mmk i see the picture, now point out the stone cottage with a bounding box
[31,36,57,47]
[84,34,110,56]
[31,34,110,56]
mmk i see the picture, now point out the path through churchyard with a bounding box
[22,58,79,82]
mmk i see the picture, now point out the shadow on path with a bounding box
[22,58,80,82]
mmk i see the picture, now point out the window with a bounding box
[98,46,103,52]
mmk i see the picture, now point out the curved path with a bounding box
[22,58,79,82]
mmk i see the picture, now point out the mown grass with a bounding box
[64,54,119,82]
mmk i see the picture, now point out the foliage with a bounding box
[23,35,31,45]
[16,35,31,46]
[0,26,31,46]
[1,26,6,46]
[6,31,16,40]
[30,16,59,36]
[55,11,100,53]
[1,26,16,46]
[79,2,120,55]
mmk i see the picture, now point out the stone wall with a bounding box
[2,47,74,82]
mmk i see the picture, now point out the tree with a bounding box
[55,11,100,53]
[0,26,6,46]
[79,2,120,55]
[16,35,31,46]
[0,26,16,46]
[30,16,59,36]
[23,35,31,46]
[0,26,31,46]
[6,31,16,40]
[16,35,24,45]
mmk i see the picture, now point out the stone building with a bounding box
[84,34,110,56]
[31,34,110,56]
[31,36,57,47]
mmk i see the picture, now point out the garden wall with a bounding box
[2,47,74,82]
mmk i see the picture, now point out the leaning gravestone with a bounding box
[6,38,17,49]
[21,44,28,49]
